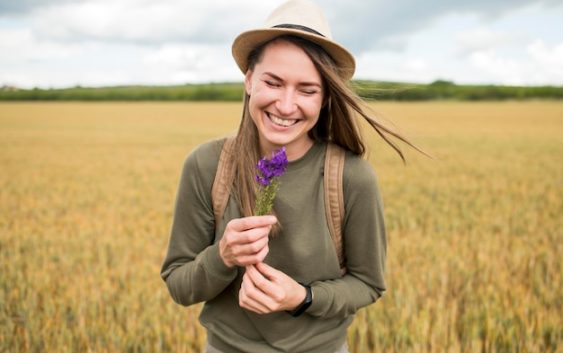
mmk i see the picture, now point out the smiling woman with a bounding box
[159,1,418,352]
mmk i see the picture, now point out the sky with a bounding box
[0,0,562,89]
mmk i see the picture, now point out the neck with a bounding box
[259,138,314,161]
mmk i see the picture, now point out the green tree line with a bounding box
[1,80,561,101]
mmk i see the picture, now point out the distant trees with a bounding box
[1,81,561,101]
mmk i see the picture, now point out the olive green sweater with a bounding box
[161,139,386,353]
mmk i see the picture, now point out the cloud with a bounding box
[526,40,563,82]
[352,3,563,86]
[467,40,563,85]
[528,40,563,71]
[143,43,241,83]
[316,0,560,53]
[469,50,524,85]
[20,0,274,45]
[0,28,77,62]
[0,26,145,87]
[1,0,562,87]
[455,28,520,56]
[355,51,436,83]
[6,0,559,52]
[0,25,243,88]
[0,0,76,15]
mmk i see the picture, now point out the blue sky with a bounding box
[0,0,562,88]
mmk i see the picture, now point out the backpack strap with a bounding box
[324,143,347,275]
[211,137,236,226]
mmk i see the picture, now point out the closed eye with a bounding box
[301,89,318,96]
[264,80,281,88]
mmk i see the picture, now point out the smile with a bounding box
[266,112,299,127]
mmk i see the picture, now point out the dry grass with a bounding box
[0,101,561,353]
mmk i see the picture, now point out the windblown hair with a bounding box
[229,35,421,218]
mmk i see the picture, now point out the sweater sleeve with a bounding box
[160,141,238,306]
[307,156,387,319]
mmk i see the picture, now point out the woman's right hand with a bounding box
[219,215,277,268]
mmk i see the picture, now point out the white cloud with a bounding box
[467,40,563,85]
[455,28,520,55]
[33,0,199,43]
[355,51,438,83]
[142,43,241,83]
[469,50,525,85]
[1,0,562,87]
[0,28,76,62]
[29,0,273,44]
[527,40,563,77]
[404,58,428,72]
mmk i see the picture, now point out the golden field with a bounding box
[0,101,561,353]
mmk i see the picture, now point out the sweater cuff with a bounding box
[307,283,330,317]
[202,243,237,280]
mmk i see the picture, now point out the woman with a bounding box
[161,1,415,352]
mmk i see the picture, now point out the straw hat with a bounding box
[232,0,356,80]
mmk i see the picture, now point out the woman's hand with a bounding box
[239,262,306,314]
[219,216,277,268]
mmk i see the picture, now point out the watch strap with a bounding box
[286,283,312,317]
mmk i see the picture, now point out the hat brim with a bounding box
[232,28,355,81]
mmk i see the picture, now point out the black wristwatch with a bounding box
[286,283,313,317]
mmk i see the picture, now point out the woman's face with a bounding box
[245,39,324,161]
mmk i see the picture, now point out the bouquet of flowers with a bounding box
[254,147,288,216]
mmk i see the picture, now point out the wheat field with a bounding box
[0,101,561,353]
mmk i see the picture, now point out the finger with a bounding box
[254,263,305,310]
[246,264,279,296]
[225,226,271,248]
[240,273,272,313]
[243,270,274,305]
[255,261,283,281]
[237,224,272,244]
[231,235,269,257]
[240,297,269,314]
[239,288,269,313]
[255,244,269,263]
[235,245,269,266]
[228,216,277,232]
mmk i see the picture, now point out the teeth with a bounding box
[268,113,297,127]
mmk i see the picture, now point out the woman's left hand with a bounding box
[239,262,306,314]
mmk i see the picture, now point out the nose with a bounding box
[275,90,297,116]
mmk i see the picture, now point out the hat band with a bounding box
[271,24,325,37]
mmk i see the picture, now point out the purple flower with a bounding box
[253,147,288,216]
[255,147,288,187]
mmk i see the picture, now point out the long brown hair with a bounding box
[230,35,422,218]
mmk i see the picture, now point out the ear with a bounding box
[244,70,253,96]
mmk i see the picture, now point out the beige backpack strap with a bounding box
[211,137,236,226]
[324,143,346,275]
